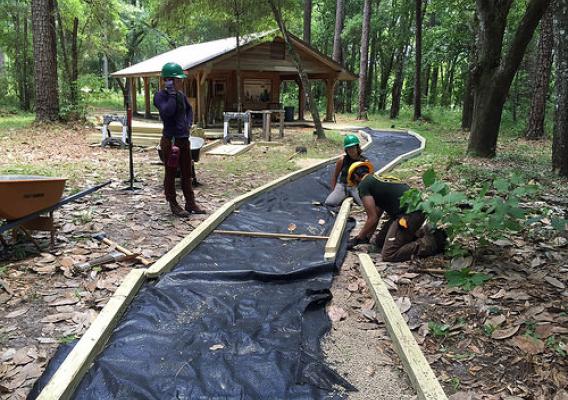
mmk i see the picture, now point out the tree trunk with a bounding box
[357,0,372,120]
[54,0,70,80]
[32,0,59,121]
[346,42,356,113]
[303,0,312,44]
[526,7,554,139]
[70,17,79,109]
[23,7,31,111]
[269,0,324,138]
[13,11,23,109]
[461,66,474,130]
[413,0,423,120]
[332,0,345,113]
[377,51,395,111]
[511,74,519,123]
[332,0,344,63]
[441,56,456,107]
[423,64,431,102]
[468,0,552,157]
[390,48,405,119]
[553,0,568,176]
[429,65,438,106]
[367,33,378,112]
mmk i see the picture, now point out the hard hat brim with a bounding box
[347,161,374,187]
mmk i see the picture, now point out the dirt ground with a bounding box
[323,250,416,399]
[0,122,356,399]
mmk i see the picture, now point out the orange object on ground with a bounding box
[0,176,67,220]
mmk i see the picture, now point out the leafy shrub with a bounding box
[400,168,538,256]
[445,268,491,291]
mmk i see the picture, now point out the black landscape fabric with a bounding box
[30,130,420,400]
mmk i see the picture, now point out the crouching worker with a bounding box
[345,161,446,262]
[154,62,205,217]
[325,134,367,206]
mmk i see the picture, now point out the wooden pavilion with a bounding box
[111,31,356,127]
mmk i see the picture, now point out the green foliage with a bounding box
[428,321,450,338]
[449,377,461,391]
[482,323,497,337]
[545,336,567,357]
[400,168,538,255]
[58,334,78,344]
[445,268,491,291]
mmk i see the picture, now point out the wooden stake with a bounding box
[213,229,329,240]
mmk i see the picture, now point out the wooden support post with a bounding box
[143,77,151,119]
[358,253,448,400]
[131,78,138,115]
[278,110,284,138]
[197,74,207,127]
[263,111,271,141]
[325,78,336,122]
[298,81,305,121]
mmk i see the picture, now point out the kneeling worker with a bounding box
[346,161,445,262]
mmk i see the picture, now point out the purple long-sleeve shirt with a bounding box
[153,90,193,138]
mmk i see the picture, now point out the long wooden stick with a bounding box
[213,229,329,240]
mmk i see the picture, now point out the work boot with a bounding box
[170,202,191,218]
[415,233,441,258]
[433,229,448,253]
[185,203,206,214]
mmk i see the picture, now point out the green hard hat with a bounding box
[343,134,360,149]
[161,62,186,79]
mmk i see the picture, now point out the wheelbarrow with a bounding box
[0,177,110,251]
[157,136,204,186]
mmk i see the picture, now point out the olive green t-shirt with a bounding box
[357,174,410,217]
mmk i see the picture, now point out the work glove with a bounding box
[165,79,176,96]
[347,236,368,250]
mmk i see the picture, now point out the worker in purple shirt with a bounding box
[154,62,205,217]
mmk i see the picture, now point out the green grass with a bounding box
[86,91,145,112]
[0,113,34,131]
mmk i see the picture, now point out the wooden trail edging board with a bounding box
[358,253,448,400]
[36,128,427,399]
[324,197,353,261]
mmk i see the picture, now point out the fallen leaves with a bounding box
[491,325,520,340]
[4,308,29,319]
[544,276,566,289]
[511,335,545,354]
[327,305,348,322]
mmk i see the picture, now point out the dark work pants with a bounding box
[161,137,197,208]
[381,211,430,262]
